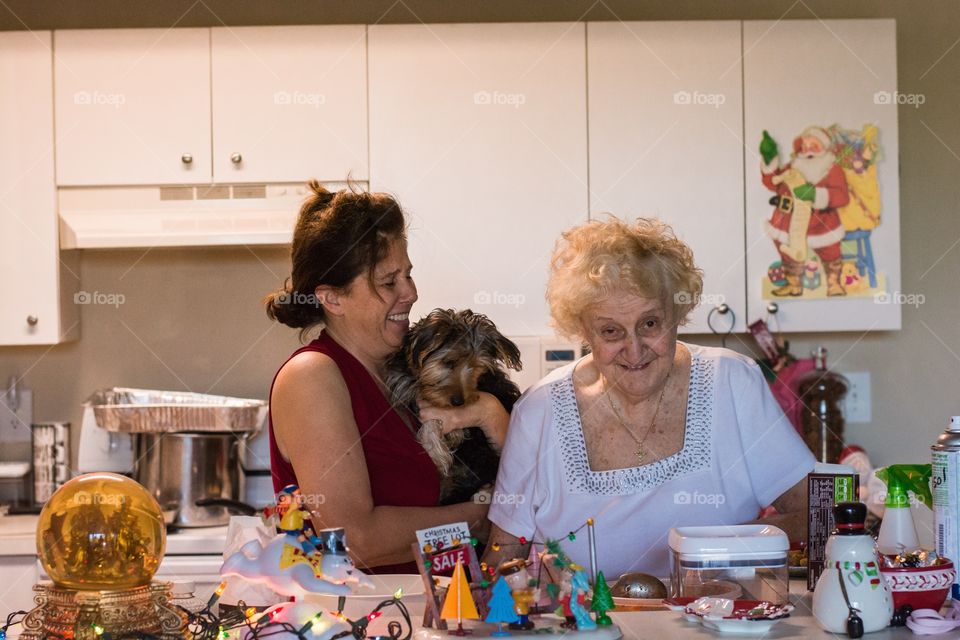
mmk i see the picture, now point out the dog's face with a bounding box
[402,309,521,408]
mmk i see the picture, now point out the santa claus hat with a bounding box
[793,126,831,153]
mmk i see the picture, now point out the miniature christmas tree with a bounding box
[440,560,480,635]
[590,571,615,625]
[485,575,520,636]
[545,539,573,568]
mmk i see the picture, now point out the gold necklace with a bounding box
[603,368,671,465]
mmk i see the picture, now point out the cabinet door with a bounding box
[211,25,368,183]
[0,32,64,344]
[588,21,745,335]
[369,23,588,336]
[54,28,211,186]
[743,20,900,331]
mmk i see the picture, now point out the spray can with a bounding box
[932,416,960,600]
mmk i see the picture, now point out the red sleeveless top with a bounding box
[268,330,440,573]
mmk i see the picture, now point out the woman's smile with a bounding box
[616,359,653,371]
[387,311,410,325]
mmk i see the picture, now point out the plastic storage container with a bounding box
[668,524,790,605]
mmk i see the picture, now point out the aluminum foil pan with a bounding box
[89,387,266,433]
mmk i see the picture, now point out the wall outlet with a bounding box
[0,388,33,444]
[843,372,871,424]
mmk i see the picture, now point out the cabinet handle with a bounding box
[766,302,779,315]
[230,152,242,164]
[26,315,38,326]
[715,303,730,315]
[181,153,193,165]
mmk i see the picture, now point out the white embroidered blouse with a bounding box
[488,342,816,578]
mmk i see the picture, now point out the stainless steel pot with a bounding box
[133,432,249,528]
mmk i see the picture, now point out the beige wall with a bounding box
[1,1,958,469]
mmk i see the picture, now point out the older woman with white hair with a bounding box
[483,216,815,578]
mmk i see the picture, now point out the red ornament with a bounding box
[519,536,527,545]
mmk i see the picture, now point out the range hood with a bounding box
[58,183,346,249]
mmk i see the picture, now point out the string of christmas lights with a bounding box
[1,589,413,640]
[475,518,594,585]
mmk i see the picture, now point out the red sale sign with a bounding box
[430,546,470,577]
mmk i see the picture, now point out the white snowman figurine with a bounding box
[812,502,893,637]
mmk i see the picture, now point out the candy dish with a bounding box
[663,597,794,634]
[880,558,955,612]
[699,616,787,635]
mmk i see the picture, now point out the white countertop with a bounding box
[395,584,922,640]
[611,590,918,639]
[0,514,228,556]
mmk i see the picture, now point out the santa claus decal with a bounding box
[759,124,883,299]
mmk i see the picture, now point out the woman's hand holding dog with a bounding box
[418,391,510,450]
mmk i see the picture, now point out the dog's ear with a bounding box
[491,333,522,371]
[468,312,522,371]
[405,311,450,372]
[385,345,425,410]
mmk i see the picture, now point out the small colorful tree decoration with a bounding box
[440,560,479,636]
[591,571,615,626]
[485,575,520,636]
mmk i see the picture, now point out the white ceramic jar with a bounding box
[813,502,893,635]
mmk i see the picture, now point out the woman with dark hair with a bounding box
[265,182,507,573]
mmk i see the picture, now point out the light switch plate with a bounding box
[0,388,33,444]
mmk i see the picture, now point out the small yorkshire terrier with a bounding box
[385,309,522,505]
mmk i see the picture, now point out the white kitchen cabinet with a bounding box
[0,31,78,345]
[743,19,900,331]
[369,23,588,336]
[54,28,212,186]
[587,21,745,335]
[211,25,368,183]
